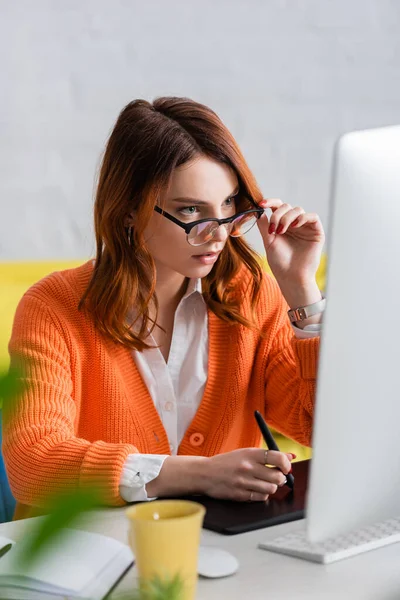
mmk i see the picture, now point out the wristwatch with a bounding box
[287,295,326,324]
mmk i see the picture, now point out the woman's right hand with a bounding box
[145,448,293,502]
[202,448,293,502]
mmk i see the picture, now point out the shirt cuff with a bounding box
[291,323,321,339]
[119,453,169,503]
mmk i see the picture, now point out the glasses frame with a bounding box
[153,195,264,245]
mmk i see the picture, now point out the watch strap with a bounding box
[287,295,326,323]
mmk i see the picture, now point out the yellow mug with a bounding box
[126,500,206,600]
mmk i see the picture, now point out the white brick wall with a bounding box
[1,0,399,259]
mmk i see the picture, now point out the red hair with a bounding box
[79,97,265,350]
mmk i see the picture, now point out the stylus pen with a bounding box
[254,410,295,491]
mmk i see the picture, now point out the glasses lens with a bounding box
[187,221,220,246]
[230,212,258,237]
[187,211,259,246]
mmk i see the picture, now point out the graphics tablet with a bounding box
[174,459,310,535]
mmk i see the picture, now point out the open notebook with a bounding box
[0,528,134,600]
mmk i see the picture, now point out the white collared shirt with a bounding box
[119,278,320,502]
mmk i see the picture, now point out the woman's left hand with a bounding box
[257,198,325,286]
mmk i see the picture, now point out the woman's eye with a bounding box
[178,197,236,218]
[225,196,237,209]
[179,206,199,217]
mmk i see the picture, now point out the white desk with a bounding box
[1,509,400,599]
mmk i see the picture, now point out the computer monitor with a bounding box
[306,125,400,543]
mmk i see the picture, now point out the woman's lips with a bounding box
[191,252,220,265]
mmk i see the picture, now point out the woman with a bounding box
[3,97,325,520]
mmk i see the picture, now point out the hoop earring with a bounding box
[127,226,132,246]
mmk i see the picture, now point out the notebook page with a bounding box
[82,544,134,600]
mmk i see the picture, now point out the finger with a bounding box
[256,211,272,238]
[274,207,305,235]
[259,198,283,210]
[262,449,292,474]
[236,489,270,502]
[255,448,291,473]
[249,492,270,502]
[243,478,279,496]
[268,203,293,234]
[253,463,287,487]
[286,452,297,460]
[289,212,321,229]
[258,199,284,224]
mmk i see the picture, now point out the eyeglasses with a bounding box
[154,195,264,247]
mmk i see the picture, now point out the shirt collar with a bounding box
[182,277,203,300]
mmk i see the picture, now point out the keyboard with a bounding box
[258,516,400,564]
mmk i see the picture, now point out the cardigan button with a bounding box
[189,433,204,447]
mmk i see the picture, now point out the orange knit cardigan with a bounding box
[3,260,319,519]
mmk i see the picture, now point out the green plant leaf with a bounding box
[117,573,185,600]
[19,487,103,567]
[0,368,21,404]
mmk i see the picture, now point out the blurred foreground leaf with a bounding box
[116,573,184,600]
[19,487,103,567]
[0,369,21,404]
[135,574,184,600]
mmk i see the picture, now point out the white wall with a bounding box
[1,0,400,260]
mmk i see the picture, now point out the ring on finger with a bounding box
[264,449,269,464]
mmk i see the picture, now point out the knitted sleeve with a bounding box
[2,293,138,509]
[262,280,320,448]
